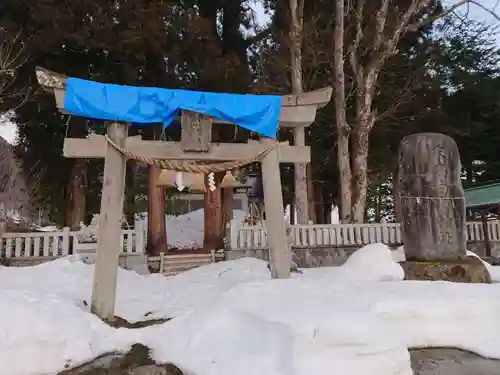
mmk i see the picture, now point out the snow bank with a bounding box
[0,256,270,324]
[144,277,412,375]
[300,243,404,282]
[0,256,271,374]
[2,244,500,375]
[342,243,404,281]
[0,289,126,375]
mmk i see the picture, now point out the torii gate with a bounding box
[35,67,332,322]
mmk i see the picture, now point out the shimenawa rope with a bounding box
[104,135,278,173]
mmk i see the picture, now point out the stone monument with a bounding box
[396,133,491,283]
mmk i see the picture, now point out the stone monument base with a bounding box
[401,256,492,283]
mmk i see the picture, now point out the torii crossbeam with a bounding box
[36,67,332,322]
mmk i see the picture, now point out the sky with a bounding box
[450,0,499,23]
[445,0,500,42]
[0,0,498,145]
[0,114,16,145]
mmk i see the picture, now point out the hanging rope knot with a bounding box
[104,135,279,173]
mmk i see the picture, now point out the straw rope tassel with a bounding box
[104,135,278,173]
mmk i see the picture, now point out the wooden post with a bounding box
[204,173,223,250]
[91,122,128,321]
[260,138,291,278]
[221,184,233,250]
[307,163,316,222]
[147,164,167,256]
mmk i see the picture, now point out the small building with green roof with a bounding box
[464,181,500,257]
[465,181,500,211]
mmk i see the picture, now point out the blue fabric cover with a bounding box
[64,77,282,138]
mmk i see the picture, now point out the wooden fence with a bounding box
[229,220,500,250]
[0,226,224,276]
[0,227,144,260]
[3,220,499,272]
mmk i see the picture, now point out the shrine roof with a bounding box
[465,181,500,209]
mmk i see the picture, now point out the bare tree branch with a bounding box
[373,0,390,52]
[348,0,365,89]
[408,0,500,32]
[0,30,32,111]
[468,0,500,21]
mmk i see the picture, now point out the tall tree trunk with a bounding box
[375,187,381,223]
[147,165,166,255]
[334,0,352,222]
[204,173,224,250]
[393,167,403,223]
[293,133,308,224]
[346,0,433,223]
[65,118,88,230]
[314,182,324,224]
[351,76,377,223]
[65,159,87,230]
[351,128,370,223]
[124,160,137,228]
[324,202,332,224]
[289,0,309,224]
[464,157,473,185]
[307,165,316,223]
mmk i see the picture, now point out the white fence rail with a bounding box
[230,221,500,250]
[0,227,144,259]
[3,221,500,264]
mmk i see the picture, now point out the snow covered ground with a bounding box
[136,209,248,249]
[2,244,500,375]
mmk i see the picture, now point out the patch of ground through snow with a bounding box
[411,348,500,375]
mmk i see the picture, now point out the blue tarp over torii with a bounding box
[64,77,283,138]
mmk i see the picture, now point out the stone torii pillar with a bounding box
[35,67,332,321]
[284,90,330,225]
